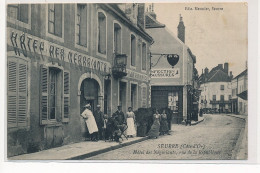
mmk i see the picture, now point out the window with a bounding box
[168,92,178,111]
[7,57,28,128]
[114,23,121,53]
[98,12,106,55]
[213,95,216,101]
[130,34,136,66]
[131,84,137,110]
[7,4,29,23]
[40,65,70,124]
[48,4,62,37]
[220,85,224,90]
[142,42,146,71]
[220,95,224,101]
[76,4,87,47]
[229,95,231,100]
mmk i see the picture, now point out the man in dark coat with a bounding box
[112,105,126,125]
[93,105,104,140]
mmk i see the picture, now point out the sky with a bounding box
[149,3,248,77]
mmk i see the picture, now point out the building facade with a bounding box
[146,11,196,123]
[199,63,233,113]
[231,69,247,115]
[7,3,153,157]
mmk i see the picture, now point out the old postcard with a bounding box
[6,2,249,161]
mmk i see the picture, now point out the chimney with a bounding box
[230,71,233,79]
[137,3,145,28]
[177,14,185,43]
[224,63,229,74]
[205,68,208,75]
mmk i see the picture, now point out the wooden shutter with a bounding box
[54,4,62,37]
[63,71,70,122]
[7,60,18,127]
[17,62,28,127]
[40,65,49,125]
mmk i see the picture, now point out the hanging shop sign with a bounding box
[125,69,149,82]
[151,68,180,78]
[7,28,111,73]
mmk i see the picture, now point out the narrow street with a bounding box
[86,114,246,160]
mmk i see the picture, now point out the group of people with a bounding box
[147,109,171,139]
[81,104,136,142]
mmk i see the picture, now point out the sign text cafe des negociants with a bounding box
[7,28,150,82]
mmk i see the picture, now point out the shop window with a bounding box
[130,34,136,66]
[98,11,106,55]
[40,65,70,124]
[220,85,224,90]
[142,42,146,70]
[7,4,29,23]
[212,95,216,101]
[114,22,121,54]
[7,57,28,128]
[48,4,62,37]
[76,4,87,47]
[168,92,178,112]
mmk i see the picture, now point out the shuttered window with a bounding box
[48,4,62,37]
[63,71,70,122]
[40,66,70,124]
[7,58,28,128]
[141,86,147,108]
[76,4,87,47]
[98,12,106,54]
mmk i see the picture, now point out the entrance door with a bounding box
[119,81,127,112]
[80,78,99,114]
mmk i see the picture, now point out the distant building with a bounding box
[231,69,247,115]
[146,9,197,123]
[199,63,233,113]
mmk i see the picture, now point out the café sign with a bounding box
[126,69,149,82]
[151,68,180,78]
[7,28,111,73]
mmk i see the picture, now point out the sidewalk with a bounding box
[8,136,148,160]
[191,116,205,125]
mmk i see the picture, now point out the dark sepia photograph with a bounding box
[6,2,248,160]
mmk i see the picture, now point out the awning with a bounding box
[237,90,247,100]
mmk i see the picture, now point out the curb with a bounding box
[68,137,149,160]
[223,114,247,120]
[231,126,246,159]
[191,117,204,126]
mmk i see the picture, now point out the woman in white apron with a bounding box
[126,107,136,137]
[81,104,99,141]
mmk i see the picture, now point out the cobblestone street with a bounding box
[86,114,246,160]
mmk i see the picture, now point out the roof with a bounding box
[145,13,166,28]
[207,70,231,82]
[233,69,247,79]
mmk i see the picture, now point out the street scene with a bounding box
[6,3,248,160]
[87,114,246,160]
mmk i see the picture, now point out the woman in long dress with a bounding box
[160,109,170,135]
[126,107,136,137]
[147,109,161,139]
[81,104,99,141]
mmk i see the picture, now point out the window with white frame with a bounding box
[48,4,62,37]
[114,23,121,54]
[97,12,106,55]
[7,4,29,23]
[130,34,136,66]
[40,65,70,124]
[76,4,87,47]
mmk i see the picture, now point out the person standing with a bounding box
[93,105,104,140]
[160,109,170,135]
[126,107,136,138]
[112,105,126,125]
[81,104,98,141]
[147,109,161,139]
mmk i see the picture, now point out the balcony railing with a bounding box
[210,100,231,104]
[112,54,127,78]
